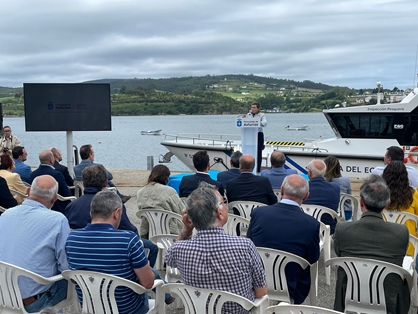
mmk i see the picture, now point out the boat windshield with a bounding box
[326,112,418,145]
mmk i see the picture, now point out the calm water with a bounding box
[3,113,334,171]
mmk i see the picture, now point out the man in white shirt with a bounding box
[372,146,418,188]
[246,103,267,173]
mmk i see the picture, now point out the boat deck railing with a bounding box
[162,133,241,147]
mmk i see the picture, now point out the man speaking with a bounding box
[247,102,267,173]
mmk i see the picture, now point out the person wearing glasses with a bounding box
[0,126,20,153]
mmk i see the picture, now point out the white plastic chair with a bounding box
[161,283,268,314]
[223,214,250,237]
[62,270,164,314]
[149,234,182,283]
[381,210,418,228]
[267,304,344,313]
[137,208,183,270]
[0,261,74,314]
[0,205,7,213]
[403,234,418,306]
[273,189,282,202]
[73,181,84,198]
[325,257,413,314]
[227,201,267,219]
[338,193,360,221]
[256,247,316,306]
[57,194,76,202]
[9,189,28,199]
[300,204,341,223]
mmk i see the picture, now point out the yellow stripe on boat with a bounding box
[265,141,305,146]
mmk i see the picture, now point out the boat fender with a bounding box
[408,146,418,164]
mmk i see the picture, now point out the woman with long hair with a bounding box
[0,153,27,204]
[324,156,352,220]
[137,164,183,238]
[382,160,418,255]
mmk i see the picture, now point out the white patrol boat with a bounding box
[160,86,418,178]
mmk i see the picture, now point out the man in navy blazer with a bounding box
[260,151,297,189]
[226,154,277,205]
[50,147,74,188]
[216,151,242,189]
[248,174,320,304]
[30,150,72,214]
[179,150,224,197]
[303,159,340,233]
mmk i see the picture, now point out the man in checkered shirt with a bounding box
[165,182,267,314]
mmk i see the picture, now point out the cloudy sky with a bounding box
[1,0,418,90]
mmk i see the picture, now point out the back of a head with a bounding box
[230,151,243,168]
[382,160,412,210]
[193,150,209,172]
[386,146,404,161]
[0,154,13,170]
[79,144,92,160]
[271,151,285,168]
[323,156,341,181]
[282,174,309,201]
[185,181,218,230]
[240,154,255,172]
[30,175,58,200]
[148,164,170,185]
[360,179,390,213]
[82,165,108,189]
[12,146,24,159]
[39,150,53,165]
[90,190,122,220]
[307,159,326,178]
[50,147,59,157]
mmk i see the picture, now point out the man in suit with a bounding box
[247,174,320,304]
[333,175,410,314]
[30,150,72,214]
[50,147,74,188]
[226,154,277,205]
[179,150,224,197]
[303,159,340,233]
[216,151,242,189]
[12,146,32,183]
[260,151,297,189]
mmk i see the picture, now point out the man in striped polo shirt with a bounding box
[65,190,155,314]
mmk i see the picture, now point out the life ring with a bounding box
[408,146,418,164]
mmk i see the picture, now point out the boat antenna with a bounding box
[414,42,418,88]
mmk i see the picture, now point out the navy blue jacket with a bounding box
[216,168,240,189]
[0,177,18,209]
[248,202,320,304]
[303,177,340,233]
[179,173,224,197]
[65,186,137,233]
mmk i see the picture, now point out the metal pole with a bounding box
[147,156,154,170]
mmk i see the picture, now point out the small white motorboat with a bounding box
[285,125,309,130]
[141,129,162,135]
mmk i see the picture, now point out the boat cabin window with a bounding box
[403,115,418,145]
[331,114,394,138]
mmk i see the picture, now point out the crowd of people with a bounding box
[0,119,417,314]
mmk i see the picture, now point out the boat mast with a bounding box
[376,81,382,105]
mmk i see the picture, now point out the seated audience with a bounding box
[303,159,340,233]
[382,160,418,256]
[179,150,224,197]
[137,164,183,238]
[216,150,242,189]
[372,145,418,188]
[248,174,320,304]
[12,146,32,183]
[74,144,131,203]
[0,175,70,312]
[0,153,28,203]
[324,156,352,220]
[226,154,277,205]
[166,182,267,314]
[66,190,157,314]
[260,151,297,189]
[333,175,410,314]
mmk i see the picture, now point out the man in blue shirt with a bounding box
[12,146,32,183]
[260,151,297,189]
[0,175,70,312]
[66,190,156,314]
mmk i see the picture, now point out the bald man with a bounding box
[0,175,70,312]
[226,154,277,205]
[260,151,297,189]
[30,150,72,214]
[248,174,320,304]
[303,159,340,233]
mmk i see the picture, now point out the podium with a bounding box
[236,116,261,174]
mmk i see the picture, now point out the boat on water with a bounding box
[160,86,418,179]
[285,125,309,131]
[141,129,162,135]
